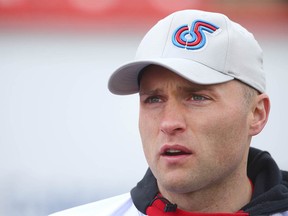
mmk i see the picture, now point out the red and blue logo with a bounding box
[172,20,219,50]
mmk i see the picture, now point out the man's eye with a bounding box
[145,96,162,104]
[190,95,208,101]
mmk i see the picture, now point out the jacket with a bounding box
[50,148,288,216]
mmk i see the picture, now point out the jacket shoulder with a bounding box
[49,193,143,216]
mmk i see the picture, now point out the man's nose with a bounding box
[160,101,186,135]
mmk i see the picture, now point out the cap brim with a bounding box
[108,58,234,95]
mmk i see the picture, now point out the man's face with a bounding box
[139,65,254,196]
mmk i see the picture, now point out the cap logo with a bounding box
[172,20,219,50]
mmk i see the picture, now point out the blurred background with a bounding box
[0,0,287,215]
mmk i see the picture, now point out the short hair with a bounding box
[237,80,259,107]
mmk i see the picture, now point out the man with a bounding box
[50,10,288,216]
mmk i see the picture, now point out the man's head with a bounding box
[108,10,270,211]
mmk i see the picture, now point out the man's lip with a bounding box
[160,144,193,156]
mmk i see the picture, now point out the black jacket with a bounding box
[131,147,288,216]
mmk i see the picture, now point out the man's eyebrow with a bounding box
[177,84,215,92]
[139,85,215,96]
[139,88,164,96]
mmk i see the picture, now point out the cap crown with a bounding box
[108,10,265,95]
[135,10,265,92]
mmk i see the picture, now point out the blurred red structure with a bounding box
[0,0,287,35]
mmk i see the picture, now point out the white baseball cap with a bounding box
[108,10,265,95]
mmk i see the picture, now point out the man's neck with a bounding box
[158,175,253,213]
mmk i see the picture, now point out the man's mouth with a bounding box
[161,145,192,157]
[164,149,188,156]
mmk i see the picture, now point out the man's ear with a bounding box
[249,93,270,136]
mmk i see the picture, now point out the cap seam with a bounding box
[223,15,231,76]
[161,13,176,57]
